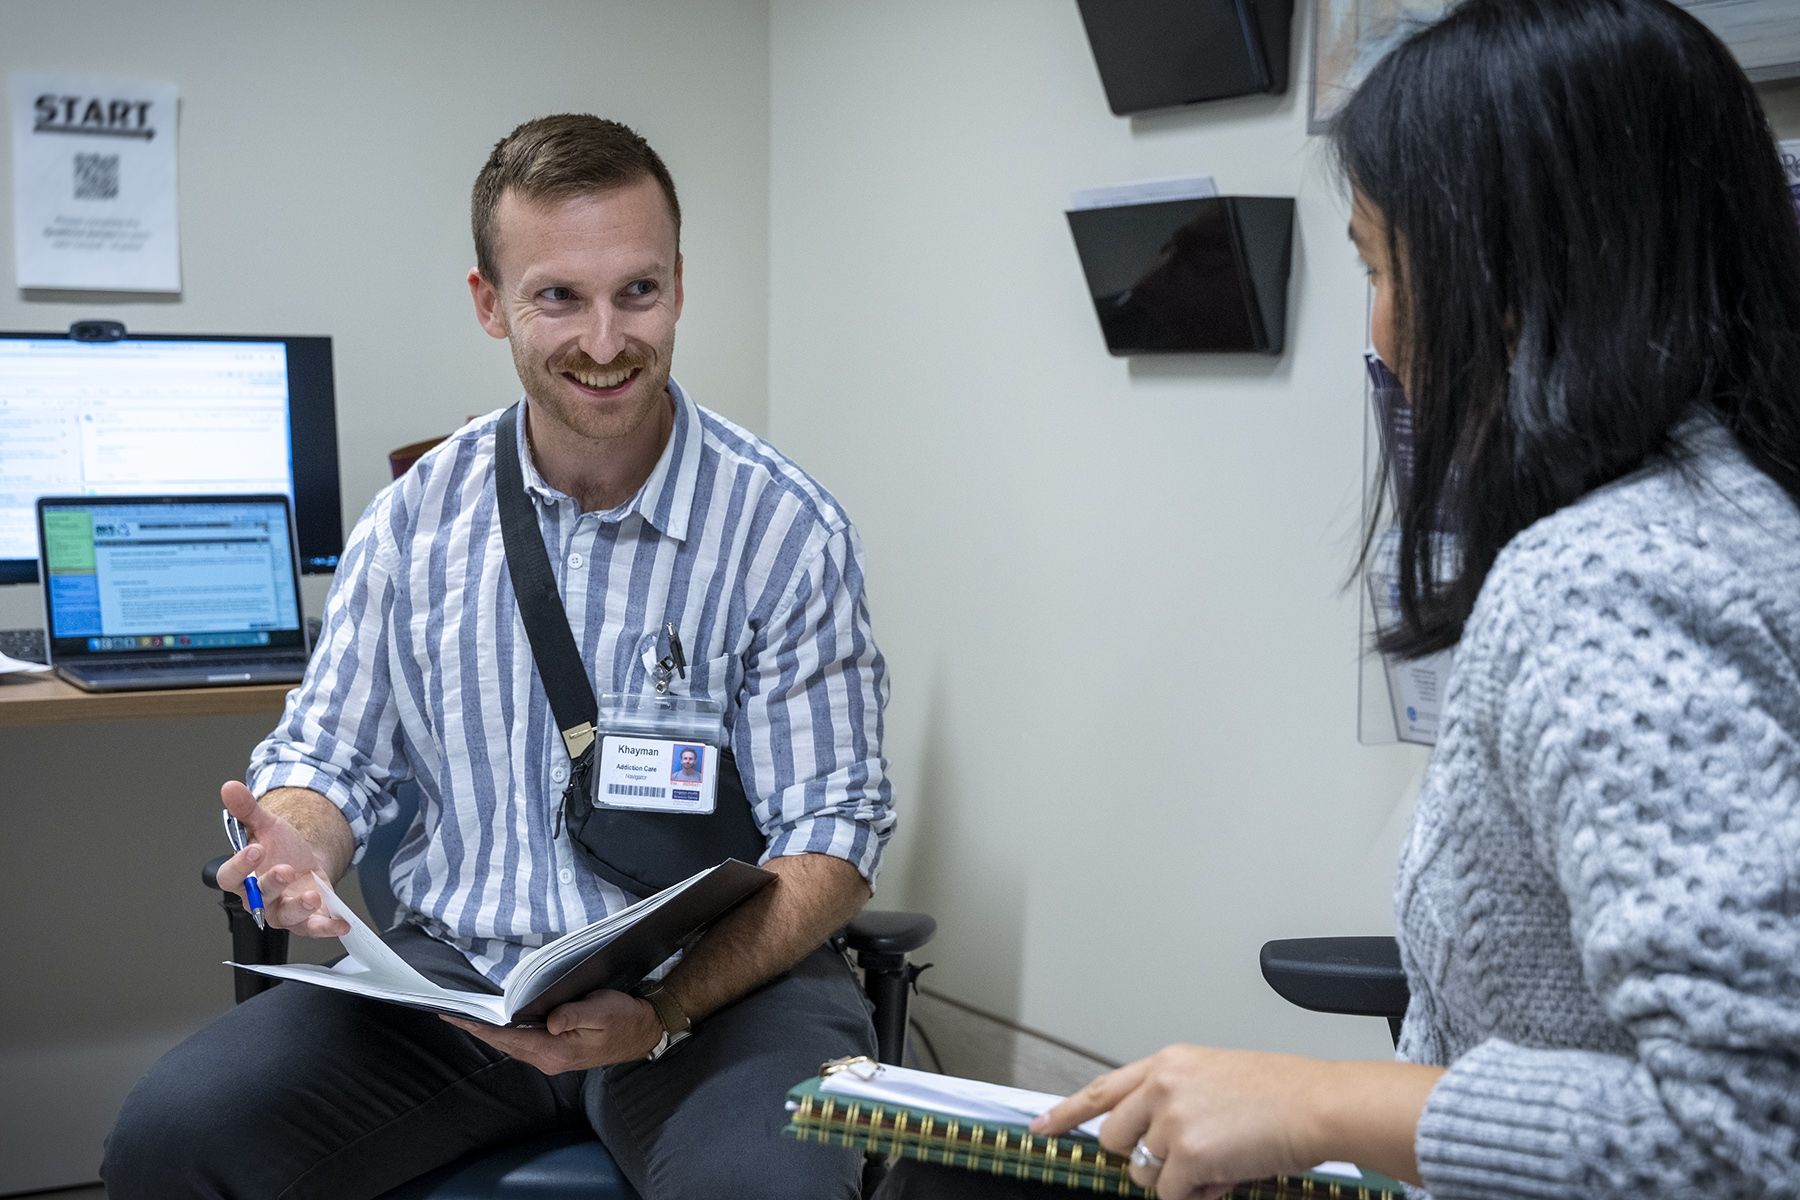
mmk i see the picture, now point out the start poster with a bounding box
[10,73,180,292]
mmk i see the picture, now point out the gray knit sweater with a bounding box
[1394,414,1800,1199]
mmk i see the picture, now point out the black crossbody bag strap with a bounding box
[492,402,765,895]
[494,404,598,800]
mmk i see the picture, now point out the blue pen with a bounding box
[221,810,267,930]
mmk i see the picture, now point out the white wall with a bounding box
[767,3,1800,1070]
[0,0,772,627]
[0,3,769,1191]
[768,1,1424,1067]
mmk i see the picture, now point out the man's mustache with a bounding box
[554,349,649,375]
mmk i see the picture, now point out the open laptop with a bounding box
[37,493,311,692]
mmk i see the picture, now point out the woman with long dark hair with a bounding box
[881,0,1800,1196]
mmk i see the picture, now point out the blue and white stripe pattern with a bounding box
[248,379,893,986]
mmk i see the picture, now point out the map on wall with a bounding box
[1781,140,1800,223]
[1309,0,1448,133]
[1681,0,1800,81]
[1310,0,1800,133]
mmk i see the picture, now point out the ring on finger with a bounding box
[1130,1140,1165,1172]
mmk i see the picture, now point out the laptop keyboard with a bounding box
[94,654,306,675]
[0,628,46,663]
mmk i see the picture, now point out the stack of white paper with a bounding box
[0,651,51,676]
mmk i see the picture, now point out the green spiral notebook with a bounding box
[783,1057,1406,1199]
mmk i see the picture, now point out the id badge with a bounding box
[593,693,726,816]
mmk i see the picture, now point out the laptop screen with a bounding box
[38,494,305,661]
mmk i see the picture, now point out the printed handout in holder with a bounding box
[594,693,725,815]
[1359,349,1454,745]
[1365,529,1452,745]
[1781,139,1800,226]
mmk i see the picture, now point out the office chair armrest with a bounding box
[203,852,292,1003]
[837,910,935,1066]
[1259,936,1408,1020]
[201,852,238,894]
[843,910,936,957]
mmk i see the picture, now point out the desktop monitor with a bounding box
[0,330,343,584]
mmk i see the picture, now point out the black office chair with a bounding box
[1258,936,1409,1046]
[203,784,934,1200]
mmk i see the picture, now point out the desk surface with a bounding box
[0,672,291,727]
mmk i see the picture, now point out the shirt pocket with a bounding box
[635,643,739,709]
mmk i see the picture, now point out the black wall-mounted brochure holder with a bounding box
[1066,195,1295,356]
[1077,0,1295,116]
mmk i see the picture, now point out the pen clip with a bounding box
[222,810,247,852]
[665,621,686,679]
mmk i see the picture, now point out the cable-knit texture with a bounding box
[1395,415,1800,1199]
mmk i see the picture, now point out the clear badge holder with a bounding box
[592,693,728,815]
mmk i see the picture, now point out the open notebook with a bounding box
[785,1058,1403,1198]
[229,858,771,1026]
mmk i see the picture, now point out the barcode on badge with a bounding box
[606,783,669,799]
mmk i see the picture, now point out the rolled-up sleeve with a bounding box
[736,522,893,885]
[246,490,408,860]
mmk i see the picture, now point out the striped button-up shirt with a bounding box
[249,379,893,985]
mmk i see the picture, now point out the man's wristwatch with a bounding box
[636,980,692,1061]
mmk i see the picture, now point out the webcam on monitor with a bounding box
[69,319,126,342]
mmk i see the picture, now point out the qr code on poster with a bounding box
[74,153,120,200]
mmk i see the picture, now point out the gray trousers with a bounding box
[102,926,873,1199]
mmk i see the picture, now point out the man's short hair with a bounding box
[470,113,681,284]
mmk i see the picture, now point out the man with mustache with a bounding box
[672,746,703,783]
[103,114,894,1200]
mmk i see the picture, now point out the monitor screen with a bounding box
[39,494,305,660]
[0,331,342,583]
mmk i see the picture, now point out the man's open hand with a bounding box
[213,780,350,938]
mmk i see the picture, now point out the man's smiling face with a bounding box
[473,176,683,448]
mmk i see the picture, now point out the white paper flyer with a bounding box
[1365,528,1452,746]
[1367,566,1449,745]
[10,73,181,292]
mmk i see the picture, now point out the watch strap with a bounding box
[637,980,691,1036]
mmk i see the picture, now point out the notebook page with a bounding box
[308,870,443,992]
[819,1062,1107,1139]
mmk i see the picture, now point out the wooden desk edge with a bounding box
[0,674,292,726]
